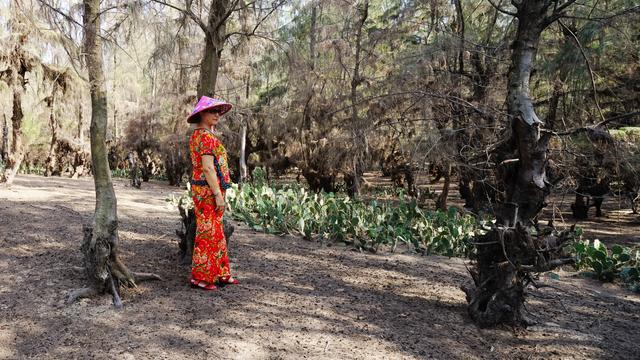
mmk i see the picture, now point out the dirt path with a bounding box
[1,175,639,359]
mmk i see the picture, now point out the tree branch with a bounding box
[487,0,516,16]
[558,20,605,122]
[543,111,640,137]
[150,0,207,33]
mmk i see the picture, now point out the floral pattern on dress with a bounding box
[189,128,234,285]
[190,128,232,189]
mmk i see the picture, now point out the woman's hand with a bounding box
[214,192,225,212]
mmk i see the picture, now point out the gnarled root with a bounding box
[133,272,163,282]
[65,287,98,305]
[465,223,576,327]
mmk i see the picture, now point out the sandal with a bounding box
[219,277,239,286]
[190,279,218,290]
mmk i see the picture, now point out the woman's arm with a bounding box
[202,155,225,211]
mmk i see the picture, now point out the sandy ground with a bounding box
[1,174,639,359]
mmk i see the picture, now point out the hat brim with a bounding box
[186,103,233,123]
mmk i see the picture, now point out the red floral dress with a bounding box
[189,128,233,286]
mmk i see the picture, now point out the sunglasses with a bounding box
[204,108,222,114]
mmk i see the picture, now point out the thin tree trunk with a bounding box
[112,51,118,140]
[309,5,317,70]
[45,95,60,177]
[349,0,369,198]
[77,102,84,142]
[239,118,247,185]
[435,163,452,210]
[1,113,8,164]
[1,67,26,184]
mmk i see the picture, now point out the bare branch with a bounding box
[487,0,516,17]
[150,0,208,32]
[543,111,640,137]
[558,20,605,122]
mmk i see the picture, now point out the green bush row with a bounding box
[18,164,45,176]
[223,181,480,256]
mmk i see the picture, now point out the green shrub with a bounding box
[573,239,640,291]
[168,178,480,256]
[18,163,45,175]
[224,181,480,256]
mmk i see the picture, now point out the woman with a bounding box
[187,96,238,290]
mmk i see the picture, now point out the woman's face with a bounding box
[200,109,221,127]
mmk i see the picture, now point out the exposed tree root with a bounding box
[465,223,576,328]
[65,287,98,305]
[70,223,162,308]
[133,272,163,282]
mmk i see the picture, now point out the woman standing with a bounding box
[187,96,238,290]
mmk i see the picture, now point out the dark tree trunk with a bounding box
[71,103,87,179]
[464,1,576,327]
[177,205,235,265]
[1,114,8,165]
[1,62,27,184]
[45,95,61,177]
[197,0,231,98]
[435,163,452,211]
[309,5,317,70]
[348,0,369,198]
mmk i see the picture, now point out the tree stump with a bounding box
[176,204,234,265]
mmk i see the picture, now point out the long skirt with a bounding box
[190,185,232,285]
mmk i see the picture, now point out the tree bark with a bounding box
[45,95,60,177]
[309,5,317,70]
[435,163,452,211]
[1,114,8,165]
[197,0,231,98]
[1,60,27,184]
[76,0,136,306]
[348,0,369,198]
[465,1,574,327]
[239,118,247,185]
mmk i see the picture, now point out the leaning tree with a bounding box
[66,0,160,307]
[463,0,581,327]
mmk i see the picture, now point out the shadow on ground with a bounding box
[1,174,639,359]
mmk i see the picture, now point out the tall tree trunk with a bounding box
[435,163,452,210]
[77,102,84,142]
[309,5,317,70]
[1,114,8,165]
[45,95,60,177]
[464,1,575,327]
[239,118,247,185]
[70,0,137,307]
[348,0,369,198]
[112,51,118,140]
[1,65,27,184]
[197,0,231,98]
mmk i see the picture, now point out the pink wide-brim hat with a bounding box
[186,96,233,123]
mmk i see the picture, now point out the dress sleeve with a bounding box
[199,132,222,157]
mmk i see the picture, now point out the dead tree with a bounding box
[0,30,35,184]
[463,0,579,328]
